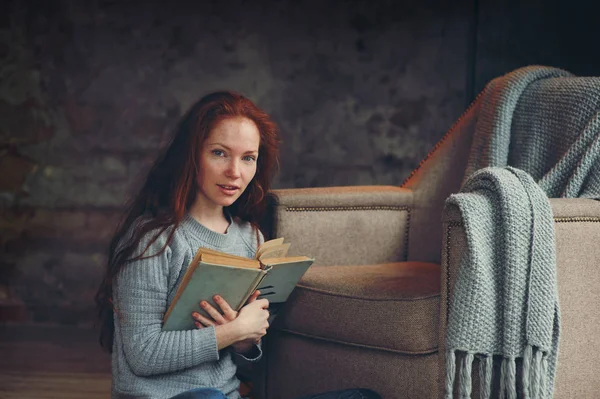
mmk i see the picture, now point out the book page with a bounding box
[258,243,291,261]
[261,255,312,265]
[198,247,254,261]
[200,253,260,269]
[255,237,285,259]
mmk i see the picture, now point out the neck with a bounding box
[188,199,229,234]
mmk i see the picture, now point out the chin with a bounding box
[216,196,240,207]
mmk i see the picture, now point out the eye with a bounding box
[243,155,257,162]
[211,149,225,157]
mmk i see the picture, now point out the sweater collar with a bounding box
[180,211,239,249]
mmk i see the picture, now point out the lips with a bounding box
[217,184,240,196]
[218,184,239,190]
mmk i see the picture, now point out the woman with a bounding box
[95,91,380,399]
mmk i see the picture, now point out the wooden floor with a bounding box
[0,324,111,399]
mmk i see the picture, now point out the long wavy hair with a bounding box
[94,91,280,352]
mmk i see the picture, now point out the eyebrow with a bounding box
[207,143,258,154]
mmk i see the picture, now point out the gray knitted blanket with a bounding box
[464,66,600,197]
[446,167,560,398]
[445,66,600,398]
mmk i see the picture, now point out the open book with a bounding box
[162,238,314,331]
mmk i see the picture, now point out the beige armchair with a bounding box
[253,90,600,399]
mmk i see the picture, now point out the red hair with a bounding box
[95,91,280,351]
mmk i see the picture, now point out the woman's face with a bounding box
[196,116,260,209]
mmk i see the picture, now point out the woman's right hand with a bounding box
[233,298,270,342]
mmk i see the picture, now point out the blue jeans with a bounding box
[169,388,380,399]
[168,388,227,399]
[296,389,381,399]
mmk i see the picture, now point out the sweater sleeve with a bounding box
[233,340,263,363]
[113,229,220,377]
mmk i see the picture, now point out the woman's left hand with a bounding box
[192,291,262,353]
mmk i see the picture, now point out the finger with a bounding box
[214,295,237,321]
[192,311,216,326]
[254,298,270,309]
[199,301,227,324]
[247,290,260,304]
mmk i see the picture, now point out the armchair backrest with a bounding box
[401,98,481,264]
[403,66,600,265]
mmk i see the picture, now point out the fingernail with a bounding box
[200,301,207,307]
[192,312,199,318]
[214,295,221,301]
[195,322,201,328]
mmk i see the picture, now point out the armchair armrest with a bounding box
[268,186,413,266]
[439,198,600,398]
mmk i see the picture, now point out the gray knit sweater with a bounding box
[111,213,264,399]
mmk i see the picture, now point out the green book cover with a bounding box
[162,263,266,332]
[256,259,315,303]
[161,257,314,332]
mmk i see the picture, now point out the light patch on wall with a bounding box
[165,34,280,113]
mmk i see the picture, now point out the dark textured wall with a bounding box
[475,0,600,95]
[1,0,598,325]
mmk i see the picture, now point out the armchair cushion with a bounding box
[273,261,440,354]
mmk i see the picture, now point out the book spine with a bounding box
[236,270,268,310]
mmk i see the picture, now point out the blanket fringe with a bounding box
[541,352,549,397]
[445,347,549,399]
[459,352,474,398]
[531,347,543,398]
[503,357,517,399]
[479,354,493,399]
[523,345,548,399]
[445,350,456,399]
[523,345,532,399]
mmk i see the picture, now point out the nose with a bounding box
[226,159,241,178]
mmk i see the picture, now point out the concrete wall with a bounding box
[0,0,598,325]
